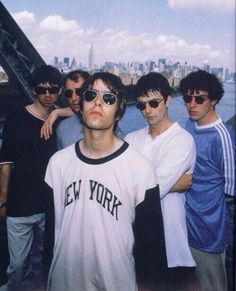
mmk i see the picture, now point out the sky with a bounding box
[1,0,235,71]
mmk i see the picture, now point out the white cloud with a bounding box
[11,11,36,27]
[168,0,235,11]
[11,12,235,71]
[39,15,83,33]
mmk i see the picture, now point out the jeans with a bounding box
[6,213,45,291]
[0,219,9,286]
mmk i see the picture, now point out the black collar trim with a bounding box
[75,140,129,164]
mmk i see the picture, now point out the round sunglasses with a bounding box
[34,86,60,95]
[64,88,83,99]
[183,95,208,105]
[136,99,164,111]
[83,89,117,105]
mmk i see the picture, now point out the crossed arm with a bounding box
[170,173,192,193]
[156,137,196,198]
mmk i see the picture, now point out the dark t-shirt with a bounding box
[0,107,57,217]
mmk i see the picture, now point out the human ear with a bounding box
[166,95,172,107]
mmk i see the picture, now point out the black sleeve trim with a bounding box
[42,183,55,278]
[133,185,168,287]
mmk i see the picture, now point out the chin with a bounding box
[190,117,199,123]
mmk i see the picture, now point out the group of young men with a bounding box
[0,65,234,291]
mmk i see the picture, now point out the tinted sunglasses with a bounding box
[136,99,164,111]
[83,89,117,105]
[35,86,60,95]
[64,88,83,98]
[183,95,207,105]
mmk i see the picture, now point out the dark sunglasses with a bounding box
[83,89,117,105]
[136,99,164,111]
[183,95,208,105]
[64,88,83,99]
[35,86,60,95]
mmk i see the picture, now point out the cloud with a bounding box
[11,10,36,27]
[39,15,83,33]
[168,0,235,11]
[10,12,235,71]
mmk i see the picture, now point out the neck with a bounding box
[27,101,53,120]
[80,128,123,159]
[196,111,218,126]
[149,117,173,138]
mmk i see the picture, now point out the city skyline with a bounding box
[51,53,235,87]
[0,0,235,71]
[52,50,235,74]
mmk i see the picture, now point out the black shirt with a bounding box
[0,107,57,217]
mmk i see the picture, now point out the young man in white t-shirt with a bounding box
[45,72,167,291]
[125,72,197,291]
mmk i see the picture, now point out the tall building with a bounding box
[70,57,77,70]
[211,67,224,80]
[150,61,156,72]
[54,56,59,67]
[158,59,166,71]
[64,57,70,69]
[88,42,94,70]
[203,63,210,72]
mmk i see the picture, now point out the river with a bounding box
[119,83,236,136]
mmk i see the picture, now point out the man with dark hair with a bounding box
[45,72,167,291]
[125,72,196,291]
[179,70,235,291]
[41,70,125,145]
[0,65,62,290]
[40,70,90,149]
[56,70,90,149]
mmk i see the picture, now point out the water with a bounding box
[119,83,236,136]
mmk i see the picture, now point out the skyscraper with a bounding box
[88,42,94,70]
[64,57,70,69]
[54,57,59,68]
[70,57,77,70]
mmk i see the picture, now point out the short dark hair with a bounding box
[135,72,171,102]
[63,70,90,87]
[80,72,127,121]
[29,65,63,88]
[179,70,224,103]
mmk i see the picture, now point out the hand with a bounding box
[40,107,74,140]
[40,110,60,140]
[0,206,6,220]
[170,173,193,193]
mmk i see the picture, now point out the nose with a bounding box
[144,102,152,113]
[94,93,102,107]
[71,91,79,101]
[45,90,50,97]
[189,97,198,107]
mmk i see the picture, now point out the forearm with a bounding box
[0,163,11,201]
[169,173,192,193]
[0,163,11,218]
[54,107,73,118]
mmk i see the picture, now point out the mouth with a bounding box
[146,115,155,119]
[44,99,53,104]
[89,110,103,117]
